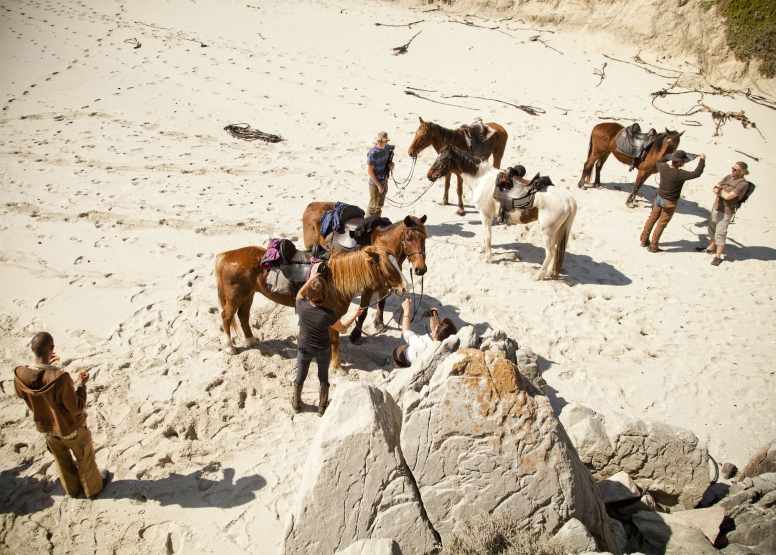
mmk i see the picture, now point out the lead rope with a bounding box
[390,157,416,190]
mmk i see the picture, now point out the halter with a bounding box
[401,227,427,263]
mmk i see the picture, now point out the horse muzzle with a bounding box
[414,266,427,276]
[392,285,409,297]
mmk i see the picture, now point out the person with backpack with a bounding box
[695,161,751,266]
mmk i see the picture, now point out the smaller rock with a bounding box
[738,438,776,480]
[615,493,658,517]
[598,471,641,504]
[757,490,776,508]
[335,538,402,555]
[553,518,597,554]
[670,506,725,544]
[610,518,628,554]
[722,462,738,480]
[632,511,719,555]
[456,326,479,349]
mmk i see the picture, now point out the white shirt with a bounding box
[403,331,435,364]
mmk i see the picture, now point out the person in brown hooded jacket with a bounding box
[14,332,108,498]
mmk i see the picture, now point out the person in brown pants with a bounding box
[640,150,705,252]
[14,332,109,498]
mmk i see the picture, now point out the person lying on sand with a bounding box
[392,299,457,368]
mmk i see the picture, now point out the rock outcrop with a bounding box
[717,472,776,554]
[738,438,776,481]
[400,348,619,553]
[554,518,597,554]
[335,539,402,555]
[281,383,439,555]
[560,402,710,510]
[632,511,720,554]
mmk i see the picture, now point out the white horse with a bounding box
[427,146,577,280]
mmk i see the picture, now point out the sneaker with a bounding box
[711,257,722,266]
[695,246,714,253]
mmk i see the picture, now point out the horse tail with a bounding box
[215,253,238,335]
[584,130,594,184]
[553,197,577,278]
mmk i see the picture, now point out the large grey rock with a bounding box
[455,325,479,349]
[554,518,597,553]
[598,471,641,504]
[671,506,725,544]
[610,518,628,555]
[739,439,776,480]
[401,348,619,554]
[385,334,459,411]
[632,511,720,554]
[281,383,439,555]
[335,538,402,555]
[723,505,776,553]
[559,403,710,510]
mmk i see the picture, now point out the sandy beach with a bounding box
[1,0,775,552]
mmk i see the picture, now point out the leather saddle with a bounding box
[493,171,553,224]
[464,119,495,158]
[616,123,657,171]
[278,240,314,283]
[327,205,365,253]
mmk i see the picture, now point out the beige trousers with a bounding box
[367,182,388,217]
[45,425,103,497]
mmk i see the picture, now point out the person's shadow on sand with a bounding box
[0,462,57,515]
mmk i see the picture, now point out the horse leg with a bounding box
[480,210,494,263]
[350,291,373,344]
[374,289,388,328]
[578,152,597,188]
[626,169,648,207]
[237,293,258,347]
[330,327,344,374]
[535,231,555,281]
[441,173,451,206]
[594,152,609,187]
[220,300,239,355]
[456,173,465,216]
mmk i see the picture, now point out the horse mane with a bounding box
[651,130,679,154]
[426,121,459,145]
[326,245,389,303]
[443,145,483,176]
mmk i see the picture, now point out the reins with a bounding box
[390,156,416,190]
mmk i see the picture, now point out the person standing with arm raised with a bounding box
[292,276,364,416]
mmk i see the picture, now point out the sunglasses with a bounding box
[732,167,742,172]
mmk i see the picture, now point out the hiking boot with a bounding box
[318,387,329,418]
[291,383,302,413]
[640,239,649,248]
[648,246,663,253]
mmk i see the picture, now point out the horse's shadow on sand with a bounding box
[425,219,476,239]
[587,182,710,218]
[490,241,632,286]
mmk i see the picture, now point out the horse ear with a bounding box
[678,130,685,137]
[665,128,669,134]
[420,215,427,224]
[404,215,413,227]
[419,117,424,124]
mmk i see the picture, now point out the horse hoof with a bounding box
[336,368,348,377]
[350,336,364,345]
[625,202,636,208]
[246,337,259,347]
[456,209,465,216]
[224,345,238,355]
[533,273,545,281]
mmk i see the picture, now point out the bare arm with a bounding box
[332,306,366,333]
[296,280,312,300]
[401,298,412,333]
[429,310,440,335]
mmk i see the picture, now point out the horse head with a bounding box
[408,117,431,159]
[427,145,454,181]
[402,215,428,276]
[661,128,684,155]
[366,246,410,297]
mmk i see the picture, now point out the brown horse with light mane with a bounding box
[302,202,427,341]
[578,123,683,207]
[215,245,410,369]
[408,117,507,215]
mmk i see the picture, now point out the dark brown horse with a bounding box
[408,117,508,215]
[578,123,683,206]
[215,245,410,369]
[302,201,427,340]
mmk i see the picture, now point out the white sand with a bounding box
[1,0,774,552]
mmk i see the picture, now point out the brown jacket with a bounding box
[655,156,705,201]
[14,365,87,437]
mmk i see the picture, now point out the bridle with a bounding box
[401,227,427,263]
[400,227,427,322]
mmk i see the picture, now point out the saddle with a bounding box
[324,204,366,253]
[463,119,495,158]
[615,123,657,171]
[261,239,325,294]
[493,171,553,225]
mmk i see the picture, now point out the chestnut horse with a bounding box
[428,146,576,280]
[578,123,683,207]
[302,202,427,340]
[215,245,410,369]
[408,117,507,215]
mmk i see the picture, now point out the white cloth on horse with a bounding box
[333,219,363,250]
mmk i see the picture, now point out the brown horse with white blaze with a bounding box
[302,201,427,340]
[215,245,410,369]
[578,123,683,206]
[408,117,507,215]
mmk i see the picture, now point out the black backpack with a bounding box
[738,181,756,208]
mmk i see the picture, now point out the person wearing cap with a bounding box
[640,150,706,252]
[367,131,395,217]
[392,298,458,368]
[696,161,750,266]
[13,332,109,498]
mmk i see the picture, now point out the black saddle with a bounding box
[616,123,657,171]
[493,171,553,225]
[465,120,494,158]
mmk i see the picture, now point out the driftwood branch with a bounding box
[406,86,438,92]
[603,54,676,78]
[448,19,500,30]
[392,31,421,56]
[594,62,607,87]
[701,104,764,139]
[177,32,207,47]
[422,6,441,12]
[735,150,760,162]
[529,35,563,55]
[597,115,632,121]
[376,20,423,28]
[224,123,283,143]
[446,94,545,116]
[683,120,702,126]
[404,91,477,110]
[124,38,141,49]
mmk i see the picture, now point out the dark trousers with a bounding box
[640,198,678,249]
[295,346,332,388]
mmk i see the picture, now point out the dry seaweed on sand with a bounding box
[392,31,421,55]
[224,123,283,143]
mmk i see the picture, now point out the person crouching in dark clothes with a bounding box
[293,276,364,416]
[640,150,705,252]
[14,332,109,498]
[392,298,458,368]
